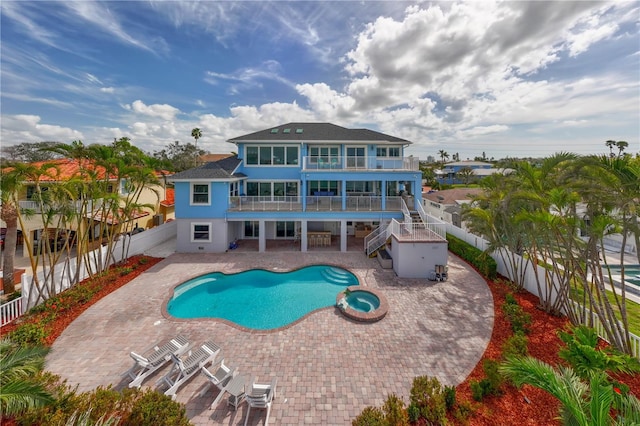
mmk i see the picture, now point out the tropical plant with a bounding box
[500,356,640,425]
[438,149,449,163]
[0,338,54,417]
[557,325,640,380]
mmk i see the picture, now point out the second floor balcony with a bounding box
[228,195,409,212]
[302,156,419,171]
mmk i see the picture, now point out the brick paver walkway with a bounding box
[46,252,493,425]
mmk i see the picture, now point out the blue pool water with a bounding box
[167,265,359,329]
[607,265,640,293]
[346,291,380,313]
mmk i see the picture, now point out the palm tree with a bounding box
[0,339,54,417]
[191,128,202,167]
[437,150,449,163]
[500,356,640,425]
[0,167,21,294]
[616,141,629,157]
[605,140,617,158]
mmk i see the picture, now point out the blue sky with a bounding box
[1,1,639,160]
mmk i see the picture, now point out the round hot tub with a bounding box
[336,286,388,322]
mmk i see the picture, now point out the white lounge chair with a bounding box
[199,359,238,409]
[125,335,191,388]
[158,340,221,399]
[244,377,277,426]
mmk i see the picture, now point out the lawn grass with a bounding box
[571,285,640,336]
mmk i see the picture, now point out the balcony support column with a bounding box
[340,219,347,252]
[258,220,266,252]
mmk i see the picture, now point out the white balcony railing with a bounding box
[302,156,419,171]
[228,195,404,212]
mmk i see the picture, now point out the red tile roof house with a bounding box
[1,158,173,258]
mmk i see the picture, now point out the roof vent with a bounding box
[296,128,303,134]
[270,128,279,134]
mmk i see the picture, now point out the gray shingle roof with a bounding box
[170,155,243,180]
[227,122,410,144]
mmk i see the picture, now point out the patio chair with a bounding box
[244,377,277,426]
[125,335,191,388]
[199,359,238,409]
[158,340,221,399]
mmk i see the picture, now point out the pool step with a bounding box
[321,267,356,285]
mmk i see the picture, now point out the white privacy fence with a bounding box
[446,223,640,359]
[0,221,177,324]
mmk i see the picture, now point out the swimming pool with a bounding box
[607,265,640,294]
[166,265,359,330]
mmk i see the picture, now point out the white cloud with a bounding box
[100,87,115,94]
[126,100,181,121]
[1,114,83,143]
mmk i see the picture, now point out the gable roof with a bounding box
[422,188,484,205]
[227,122,410,144]
[170,155,244,180]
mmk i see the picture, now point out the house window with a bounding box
[120,179,131,195]
[276,221,296,238]
[191,223,211,242]
[346,146,366,168]
[245,181,298,198]
[229,182,239,196]
[245,145,299,166]
[308,180,338,195]
[244,221,259,238]
[376,147,401,157]
[191,183,209,205]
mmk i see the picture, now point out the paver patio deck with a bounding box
[46,252,493,425]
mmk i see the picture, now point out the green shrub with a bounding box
[138,257,149,265]
[10,322,48,346]
[123,389,191,426]
[409,376,447,425]
[504,292,517,305]
[119,267,134,276]
[382,393,409,426]
[453,400,474,425]
[483,359,504,394]
[352,406,387,426]
[469,360,504,401]
[407,403,420,423]
[502,302,531,334]
[446,234,497,279]
[443,385,456,411]
[502,332,529,358]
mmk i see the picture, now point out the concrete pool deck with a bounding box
[45,252,493,425]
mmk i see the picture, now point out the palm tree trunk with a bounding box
[1,203,19,294]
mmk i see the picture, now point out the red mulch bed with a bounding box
[455,277,640,425]
[1,255,163,344]
[2,258,639,425]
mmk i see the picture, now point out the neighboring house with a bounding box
[435,161,509,184]
[422,188,484,228]
[170,123,448,277]
[2,158,172,256]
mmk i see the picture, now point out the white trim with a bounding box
[190,182,211,206]
[191,222,212,242]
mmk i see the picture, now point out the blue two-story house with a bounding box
[170,123,447,277]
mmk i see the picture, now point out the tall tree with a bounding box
[437,150,449,163]
[0,165,25,294]
[191,128,202,166]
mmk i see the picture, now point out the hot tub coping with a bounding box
[336,286,388,323]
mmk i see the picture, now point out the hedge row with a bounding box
[446,233,497,279]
